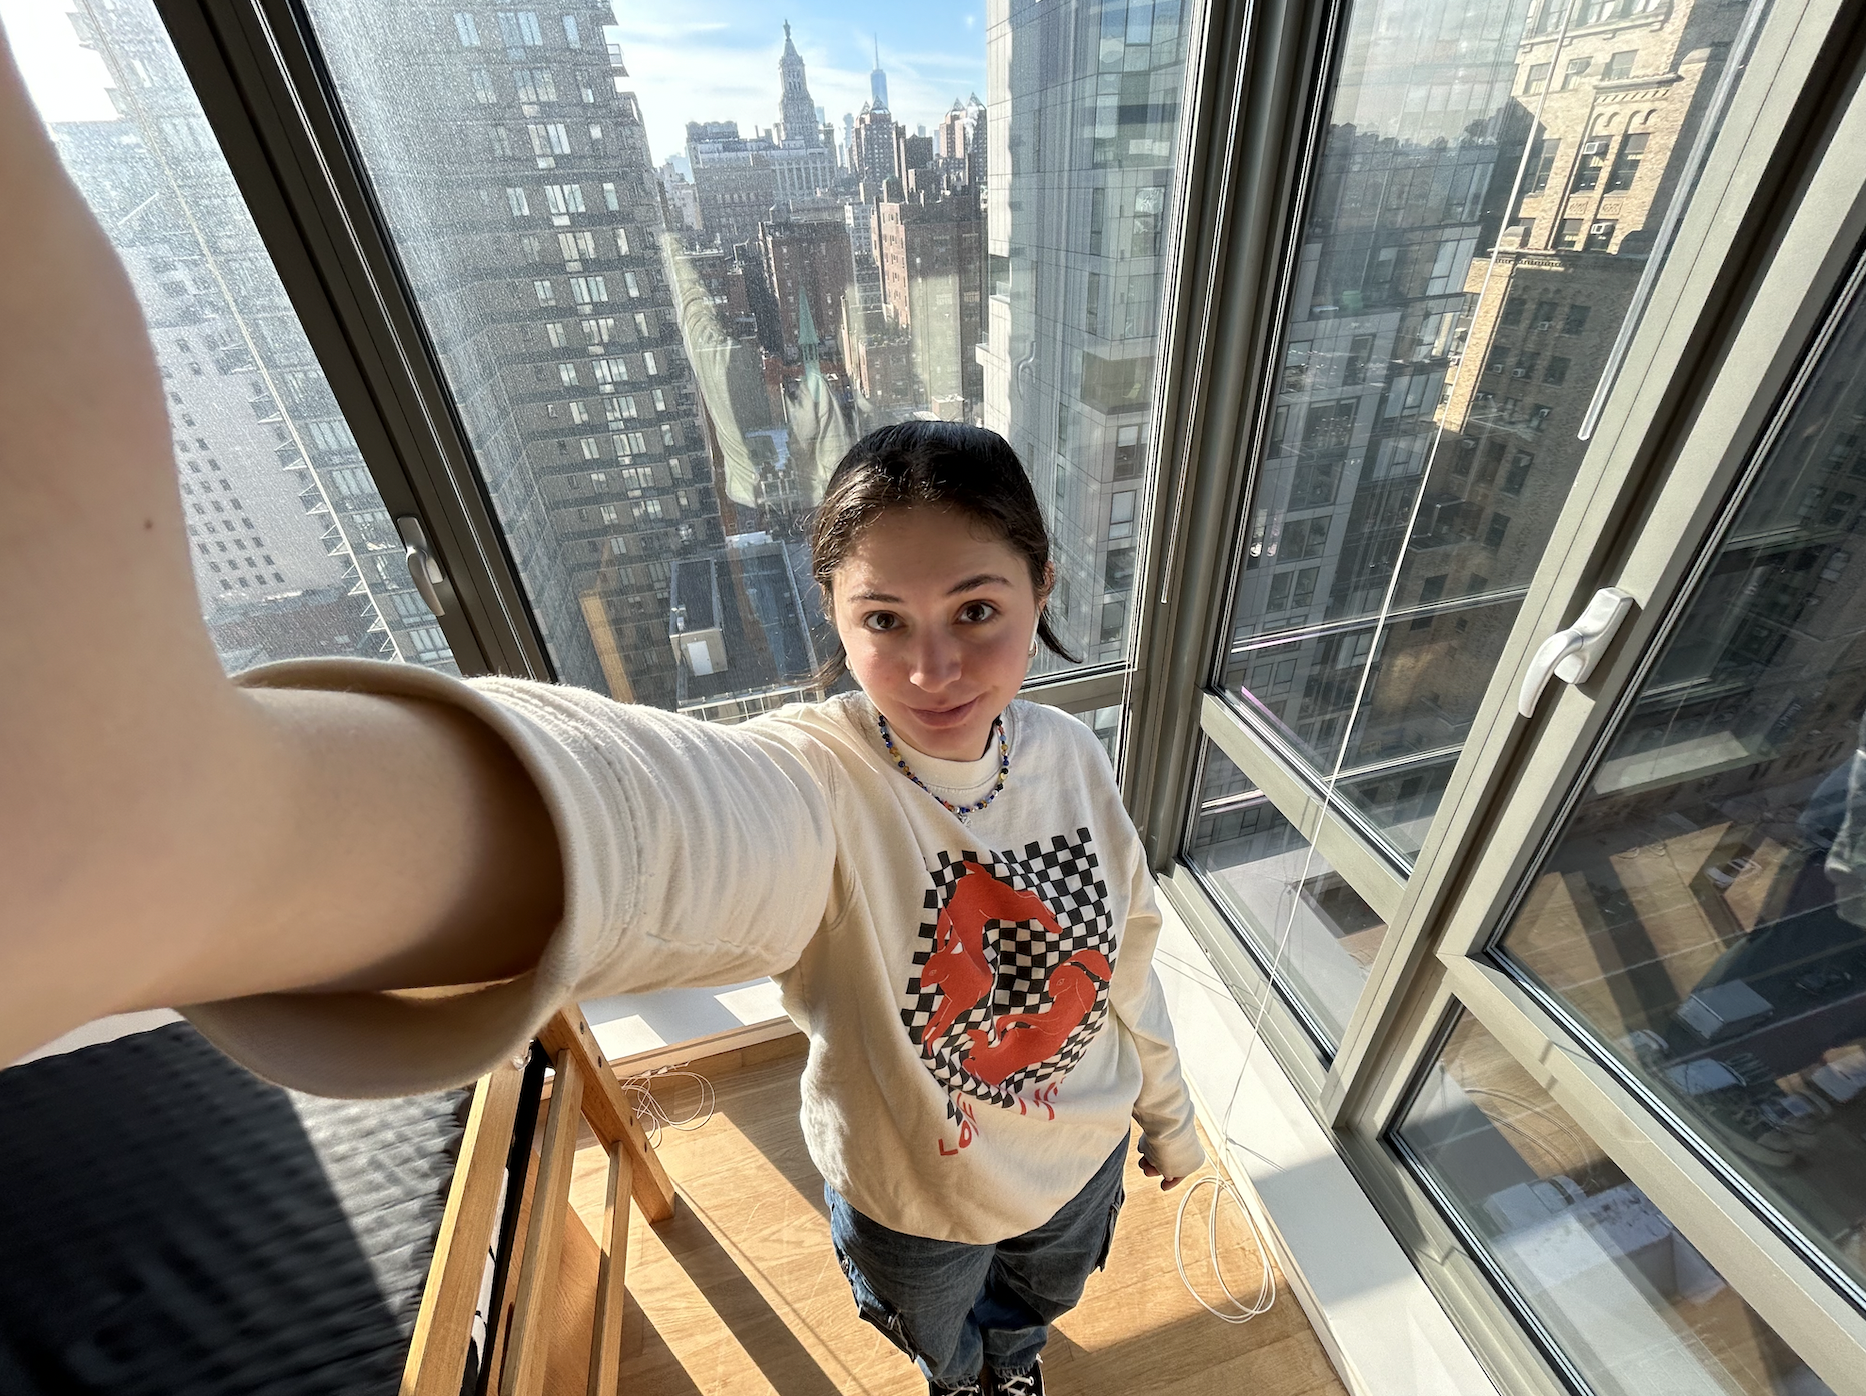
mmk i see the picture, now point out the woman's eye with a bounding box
[862,611,900,633]
[958,601,998,624]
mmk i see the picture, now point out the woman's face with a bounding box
[829,507,1047,761]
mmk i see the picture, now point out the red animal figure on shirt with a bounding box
[961,949,1112,1087]
[921,861,1066,1043]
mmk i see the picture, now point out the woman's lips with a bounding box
[906,695,981,727]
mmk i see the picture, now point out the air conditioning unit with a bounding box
[1580,139,1609,154]
[1590,222,1614,235]
[1535,320,1554,330]
[1511,368,1530,377]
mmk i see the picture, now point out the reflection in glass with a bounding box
[1220,0,1767,853]
[1497,277,1866,1296]
[269,2,1189,711]
[1185,741,1388,1047]
[1395,1012,1833,1396]
[19,0,453,673]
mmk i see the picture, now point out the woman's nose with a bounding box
[907,630,963,691]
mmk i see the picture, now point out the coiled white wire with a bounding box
[618,1065,717,1146]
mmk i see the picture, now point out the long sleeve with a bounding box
[1110,856,1207,1180]
[184,658,839,1097]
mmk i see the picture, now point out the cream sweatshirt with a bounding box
[186,659,1204,1244]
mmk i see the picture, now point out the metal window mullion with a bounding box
[1020,665,1129,714]
[1198,694,1407,919]
[155,0,550,680]
[1314,0,1864,1127]
[1442,957,1866,1396]
[1125,0,1344,861]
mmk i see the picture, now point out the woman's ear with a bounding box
[1039,560,1056,607]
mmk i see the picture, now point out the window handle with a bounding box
[1517,587,1634,718]
[395,514,448,619]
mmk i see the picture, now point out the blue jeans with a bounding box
[826,1134,1128,1389]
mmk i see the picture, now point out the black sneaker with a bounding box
[932,1375,984,1395]
[992,1361,1044,1396]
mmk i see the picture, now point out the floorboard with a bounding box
[566,1056,1348,1396]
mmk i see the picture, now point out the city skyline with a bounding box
[1,1,986,167]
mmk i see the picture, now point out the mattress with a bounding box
[0,1021,473,1395]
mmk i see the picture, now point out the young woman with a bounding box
[0,33,1200,1396]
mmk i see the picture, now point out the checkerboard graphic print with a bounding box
[900,828,1116,1111]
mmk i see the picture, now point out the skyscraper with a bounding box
[65,0,454,671]
[777,22,821,147]
[869,38,890,113]
[978,0,1192,668]
[250,2,724,706]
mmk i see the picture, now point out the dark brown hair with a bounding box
[809,421,1080,685]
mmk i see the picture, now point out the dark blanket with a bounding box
[0,1022,471,1395]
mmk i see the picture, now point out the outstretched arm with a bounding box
[0,29,561,1067]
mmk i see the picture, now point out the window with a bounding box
[1561,56,1591,90]
[496,11,542,47]
[1525,137,1559,194]
[18,3,447,673]
[1584,220,1616,252]
[545,321,567,348]
[614,226,630,256]
[505,186,530,217]
[1394,1016,1835,1396]
[543,183,585,215]
[643,351,659,376]
[558,362,579,386]
[623,271,641,298]
[1571,138,1608,192]
[453,11,479,46]
[1108,490,1137,542]
[1605,132,1649,191]
[1483,513,1510,548]
[1502,451,1533,494]
[513,68,556,103]
[530,122,571,156]
[532,277,555,305]
[568,275,607,304]
[1523,62,1551,94]
[1562,303,1592,335]
[1602,48,1637,79]
[602,182,619,212]
[1542,355,1569,384]
[1553,217,1584,250]
[562,14,581,46]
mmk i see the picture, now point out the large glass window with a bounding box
[243,0,1199,715]
[6,0,453,674]
[1185,739,1389,1048]
[1394,1011,1834,1395]
[1218,0,1768,860]
[1496,269,1866,1298]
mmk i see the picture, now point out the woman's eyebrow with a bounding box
[948,573,1013,595]
[852,574,1014,603]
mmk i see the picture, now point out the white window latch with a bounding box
[395,514,448,619]
[1517,586,1634,718]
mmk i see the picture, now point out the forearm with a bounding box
[5,680,562,1066]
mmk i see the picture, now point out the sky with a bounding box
[0,1,988,168]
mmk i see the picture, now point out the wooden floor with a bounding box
[563,1049,1347,1396]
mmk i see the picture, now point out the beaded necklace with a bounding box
[876,711,1010,821]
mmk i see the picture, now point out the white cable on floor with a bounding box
[1170,873,1300,1324]
[617,1065,716,1146]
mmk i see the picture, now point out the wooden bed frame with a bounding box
[400,1008,677,1396]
